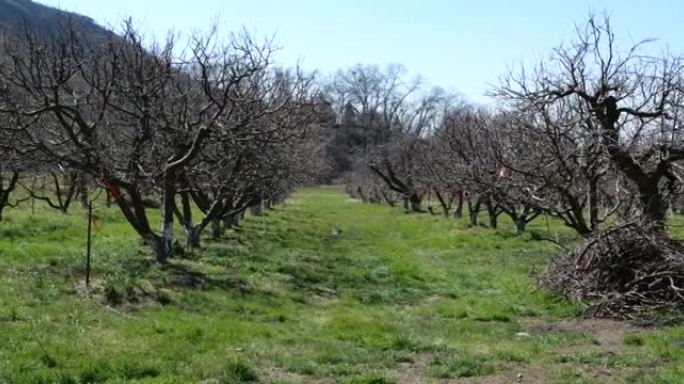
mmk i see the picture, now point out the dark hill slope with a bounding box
[0,0,110,38]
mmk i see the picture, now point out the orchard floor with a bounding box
[0,186,683,383]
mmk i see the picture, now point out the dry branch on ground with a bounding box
[541,223,684,321]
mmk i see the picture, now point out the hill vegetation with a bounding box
[0,0,110,39]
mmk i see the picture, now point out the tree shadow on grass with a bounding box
[160,261,251,293]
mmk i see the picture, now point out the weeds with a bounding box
[0,187,682,382]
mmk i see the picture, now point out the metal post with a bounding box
[86,200,93,288]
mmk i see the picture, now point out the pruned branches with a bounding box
[541,222,684,320]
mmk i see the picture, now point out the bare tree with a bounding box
[0,90,27,221]
[366,87,449,212]
[0,21,277,261]
[176,68,323,250]
[0,167,20,222]
[19,168,79,214]
[497,15,684,230]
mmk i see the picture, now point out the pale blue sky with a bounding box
[37,1,684,102]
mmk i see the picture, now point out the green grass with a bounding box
[0,186,682,383]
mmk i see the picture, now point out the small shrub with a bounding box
[390,334,421,351]
[156,288,175,305]
[495,349,530,363]
[220,357,259,383]
[121,361,160,379]
[103,269,136,305]
[430,354,494,379]
[79,362,111,383]
[623,333,645,346]
[347,374,394,384]
[57,374,78,384]
[7,305,21,321]
[41,352,58,368]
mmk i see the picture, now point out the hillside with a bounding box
[0,0,110,38]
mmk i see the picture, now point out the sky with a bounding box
[36,0,684,103]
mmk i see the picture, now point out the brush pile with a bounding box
[541,223,684,321]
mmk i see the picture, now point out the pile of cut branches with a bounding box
[541,223,684,321]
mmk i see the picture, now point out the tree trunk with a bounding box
[454,194,464,219]
[159,178,176,261]
[515,218,527,234]
[380,190,396,207]
[408,193,422,213]
[601,108,668,230]
[179,191,203,252]
[640,183,668,228]
[147,234,174,263]
[110,181,171,263]
[178,191,198,251]
[485,199,499,229]
[588,176,599,231]
[211,218,223,239]
[186,226,202,252]
[78,174,89,209]
[0,171,19,223]
[468,199,481,226]
[224,213,240,229]
[357,187,368,203]
[250,203,263,216]
[434,190,450,217]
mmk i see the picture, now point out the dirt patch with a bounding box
[435,365,646,384]
[391,353,555,384]
[392,353,432,383]
[526,318,649,354]
[390,319,657,384]
[259,319,658,383]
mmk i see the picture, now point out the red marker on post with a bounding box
[102,179,122,199]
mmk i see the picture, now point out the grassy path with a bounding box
[0,186,683,383]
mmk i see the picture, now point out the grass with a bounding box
[0,186,682,383]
